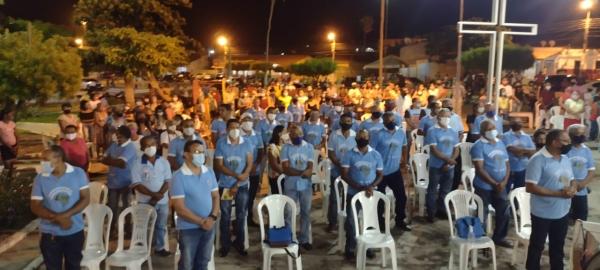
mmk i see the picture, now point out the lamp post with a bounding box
[80,20,87,48]
[581,0,594,52]
[378,0,386,86]
[217,35,229,94]
[327,32,336,62]
[74,38,83,48]
[455,0,465,85]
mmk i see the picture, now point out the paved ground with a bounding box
[1,124,599,269]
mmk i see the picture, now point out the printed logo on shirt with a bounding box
[570,156,587,170]
[439,136,454,148]
[306,132,317,142]
[227,156,243,171]
[291,153,307,169]
[49,187,73,207]
[356,161,371,177]
[488,149,506,170]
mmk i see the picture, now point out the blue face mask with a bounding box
[192,154,205,167]
[292,137,302,145]
[486,111,495,118]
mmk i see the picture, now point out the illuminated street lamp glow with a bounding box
[80,20,87,26]
[581,0,594,10]
[217,36,229,47]
[74,38,83,47]
[327,32,336,42]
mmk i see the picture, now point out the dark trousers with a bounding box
[571,195,588,221]
[474,187,509,242]
[269,176,282,194]
[526,214,569,270]
[377,170,407,227]
[508,170,526,191]
[452,156,463,190]
[40,230,84,270]
[247,174,260,223]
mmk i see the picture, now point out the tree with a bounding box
[89,27,187,104]
[5,18,73,39]
[0,27,82,105]
[290,58,336,78]
[461,45,534,72]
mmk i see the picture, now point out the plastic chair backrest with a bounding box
[460,168,475,193]
[257,194,297,242]
[89,182,108,205]
[459,142,474,172]
[461,133,468,143]
[205,149,215,169]
[410,130,424,153]
[549,115,564,130]
[550,106,561,116]
[313,149,320,168]
[116,204,157,253]
[334,176,349,213]
[277,174,286,195]
[444,190,484,238]
[410,153,429,187]
[351,191,390,237]
[83,204,112,253]
[422,144,430,154]
[509,187,531,236]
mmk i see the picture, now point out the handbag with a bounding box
[455,216,486,239]
[266,225,293,247]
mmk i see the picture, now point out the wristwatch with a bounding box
[208,213,218,221]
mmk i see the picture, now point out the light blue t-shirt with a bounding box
[242,130,264,176]
[276,111,293,128]
[214,137,253,188]
[302,121,326,147]
[105,140,138,189]
[280,140,315,191]
[471,138,509,191]
[170,164,218,230]
[341,146,384,195]
[131,155,172,205]
[472,114,503,135]
[425,126,460,169]
[526,147,574,219]
[501,131,535,172]
[31,164,89,236]
[385,111,404,127]
[449,112,464,133]
[258,119,280,146]
[372,127,407,175]
[418,115,436,135]
[327,129,357,177]
[211,119,227,138]
[320,104,333,116]
[567,145,595,196]
[359,118,384,137]
[288,105,303,123]
[168,134,206,168]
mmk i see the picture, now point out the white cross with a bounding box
[458,0,538,112]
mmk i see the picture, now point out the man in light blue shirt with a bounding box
[424,109,459,222]
[327,99,344,131]
[281,125,315,250]
[341,129,384,259]
[418,102,440,136]
[168,119,207,171]
[302,110,326,149]
[326,113,356,232]
[288,98,304,124]
[31,145,90,270]
[258,107,280,146]
[131,136,172,256]
[566,124,595,221]
[441,98,465,135]
[171,140,220,270]
[472,103,504,137]
[384,99,404,127]
[211,104,232,146]
[240,113,264,227]
[525,129,577,270]
[276,102,293,128]
[501,120,536,191]
[214,119,253,257]
[358,106,384,138]
[102,125,138,227]
[372,112,410,231]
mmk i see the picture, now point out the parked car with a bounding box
[81,78,102,90]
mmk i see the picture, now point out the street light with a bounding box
[74,38,83,48]
[581,0,594,53]
[327,32,336,62]
[217,35,230,93]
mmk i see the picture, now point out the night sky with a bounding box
[1,0,595,52]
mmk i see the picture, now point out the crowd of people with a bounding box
[13,74,599,270]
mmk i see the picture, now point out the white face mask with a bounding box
[183,127,195,136]
[477,107,485,114]
[281,133,291,144]
[168,125,177,132]
[334,106,343,112]
[41,161,54,174]
[439,117,450,127]
[229,129,241,139]
[144,146,157,157]
[157,112,164,116]
[485,130,498,140]
[545,85,552,91]
[241,121,253,131]
[65,133,77,141]
[267,113,276,121]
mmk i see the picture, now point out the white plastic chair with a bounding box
[328,176,349,254]
[460,168,475,192]
[278,174,312,244]
[81,204,112,270]
[444,190,497,270]
[173,214,215,270]
[460,168,495,236]
[549,115,565,130]
[508,187,531,266]
[410,153,429,217]
[89,181,108,205]
[549,105,561,116]
[314,159,331,221]
[351,191,398,270]
[258,195,303,270]
[458,142,474,172]
[385,187,396,221]
[422,144,430,155]
[410,129,424,153]
[106,204,157,270]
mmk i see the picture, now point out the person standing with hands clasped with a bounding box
[565,124,595,221]
[341,129,384,260]
[525,129,578,270]
[171,140,220,270]
[214,119,253,257]
[31,145,90,270]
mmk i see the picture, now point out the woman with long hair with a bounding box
[267,125,286,194]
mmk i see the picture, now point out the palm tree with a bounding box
[264,0,278,86]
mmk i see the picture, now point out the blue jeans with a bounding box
[177,227,216,270]
[508,170,526,191]
[152,203,169,251]
[426,166,455,218]
[219,185,249,250]
[284,186,312,244]
[475,187,509,243]
[40,230,84,270]
[571,195,588,221]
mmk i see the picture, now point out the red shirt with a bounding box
[60,138,89,171]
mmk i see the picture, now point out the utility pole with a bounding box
[378,0,386,86]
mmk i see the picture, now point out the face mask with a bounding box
[65,133,77,140]
[241,121,253,131]
[229,129,241,139]
[157,111,164,116]
[340,122,352,131]
[356,138,369,148]
[278,106,285,112]
[183,127,195,136]
[485,130,498,140]
[292,137,302,145]
[168,125,177,131]
[144,146,157,157]
[486,111,495,118]
[535,143,545,149]
[477,107,485,114]
[444,106,453,112]
[192,153,205,167]
[545,85,552,91]
[41,161,54,174]
[511,124,522,132]
[384,122,396,130]
[267,113,276,121]
[334,106,343,112]
[572,135,586,145]
[572,94,580,100]
[414,103,421,108]
[439,117,450,127]
[63,109,71,114]
[372,112,382,119]
[281,133,290,143]
[560,144,572,155]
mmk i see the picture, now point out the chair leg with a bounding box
[490,246,497,270]
[449,248,454,270]
[287,254,293,270]
[471,248,478,268]
[262,252,270,270]
[147,257,153,270]
[459,248,467,270]
[295,255,303,270]
[244,219,249,250]
[390,245,398,270]
[511,239,519,266]
[418,191,425,216]
[381,247,387,268]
